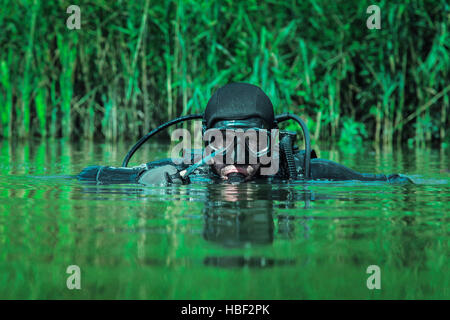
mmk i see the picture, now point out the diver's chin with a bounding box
[216,164,259,183]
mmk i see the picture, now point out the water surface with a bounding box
[0,139,448,299]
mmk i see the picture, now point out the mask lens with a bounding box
[204,129,233,152]
[245,129,270,156]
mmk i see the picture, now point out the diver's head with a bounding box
[203,83,277,182]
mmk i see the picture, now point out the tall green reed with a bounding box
[0,0,447,148]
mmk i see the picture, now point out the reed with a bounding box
[0,0,448,147]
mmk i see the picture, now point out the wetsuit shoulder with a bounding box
[77,165,147,184]
[289,149,389,181]
[310,158,388,181]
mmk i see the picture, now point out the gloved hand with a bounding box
[138,165,189,186]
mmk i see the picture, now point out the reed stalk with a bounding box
[0,0,447,147]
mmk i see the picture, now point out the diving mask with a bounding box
[203,118,277,164]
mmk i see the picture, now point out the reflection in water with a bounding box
[201,184,315,268]
[203,184,275,247]
[77,181,344,269]
[76,182,319,268]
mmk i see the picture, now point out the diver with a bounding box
[77,83,412,185]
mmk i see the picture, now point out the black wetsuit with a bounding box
[77,149,405,184]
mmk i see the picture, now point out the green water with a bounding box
[0,139,448,299]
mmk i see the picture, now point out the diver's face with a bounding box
[204,119,271,182]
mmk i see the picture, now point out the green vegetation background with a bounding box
[0,0,448,147]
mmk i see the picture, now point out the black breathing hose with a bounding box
[275,114,311,179]
[280,134,297,179]
[122,114,203,167]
